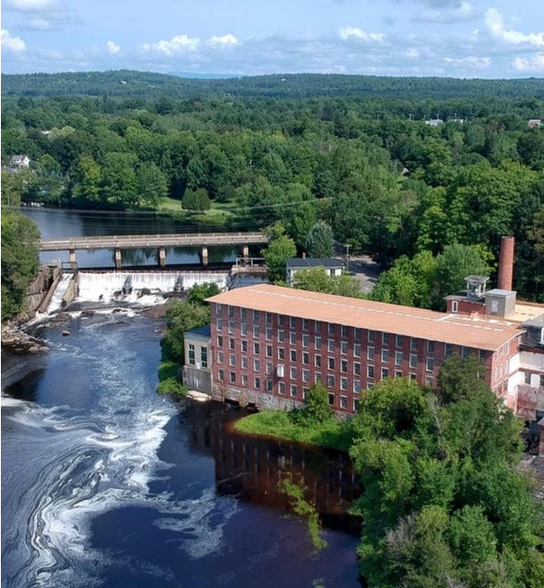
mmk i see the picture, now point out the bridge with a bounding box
[40,232,269,269]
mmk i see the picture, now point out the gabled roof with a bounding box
[207,284,523,351]
[286,258,344,269]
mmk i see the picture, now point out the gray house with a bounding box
[286,258,344,286]
[182,324,212,394]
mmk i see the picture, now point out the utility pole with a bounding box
[344,243,351,273]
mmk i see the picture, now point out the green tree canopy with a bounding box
[261,223,297,283]
[305,221,334,258]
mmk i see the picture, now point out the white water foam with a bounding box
[47,274,73,313]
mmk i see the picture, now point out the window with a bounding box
[278,347,285,360]
[228,305,234,317]
[354,343,361,357]
[242,374,248,386]
[409,354,417,369]
[253,310,259,322]
[266,312,272,324]
[381,367,389,379]
[278,315,284,326]
[328,393,335,406]
[254,360,261,372]
[303,319,310,331]
[290,384,298,397]
[354,380,361,393]
[341,341,348,355]
[478,349,486,363]
[229,338,235,350]
[340,396,348,409]
[303,335,310,348]
[254,377,261,389]
[254,343,260,355]
[266,345,272,357]
[445,344,452,357]
[341,377,347,391]
[382,332,389,346]
[188,344,195,365]
[230,371,236,383]
[253,325,260,338]
[303,352,309,365]
[279,382,285,395]
[525,372,531,384]
[395,335,403,347]
[327,375,335,387]
[290,316,297,329]
[328,357,335,370]
[303,388,309,400]
[426,358,434,372]
[314,321,321,333]
[341,325,348,338]
[451,300,459,313]
[314,336,322,350]
[368,330,375,343]
[241,308,246,320]
[462,346,470,359]
[410,373,417,380]
[395,370,402,378]
[367,365,375,379]
[266,379,273,391]
[328,323,335,336]
[395,351,403,366]
[367,347,375,361]
[381,349,389,363]
[355,328,362,340]
[290,350,297,362]
[341,359,348,373]
[215,304,222,315]
[229,354,236,367]
[328,339,335,353]
[425,375,433,387]
[217,335,223,348]
[266,328,272,341]
[241,323,247,336]
[315,355,322,367]
[278,330,285,343]
[540,375,544,387]
[303,369,310,382]
[201,347,208,368]
[290,367,297,379]
[353,399,360,411]
[228,321,234,334]
[266,362,272,375]
[217,319,223,331]
[354,362,361,375]
[410,337,418,351]
[217,351,224,364]
[241,340,247,352]
[290,332,296,345]
[427,340,435,354]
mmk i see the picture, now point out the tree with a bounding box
[72,156,103,205]
[1,171,23,206]
[182,187,211,212]
[161,299,210,364]
[261,223,297,283]
[186,282,220,305]
[302,380,333,423]
[1,211,40,320]
[136,162,168,208]
[305,221,334,258]
[292,266,336,293]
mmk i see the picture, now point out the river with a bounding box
[2,208,362,588]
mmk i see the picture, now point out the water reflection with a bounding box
[180,401,362,533]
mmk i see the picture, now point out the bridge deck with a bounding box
[40,232,269,251]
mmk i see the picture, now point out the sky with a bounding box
[1,0,544,78]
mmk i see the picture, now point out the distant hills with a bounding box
[2,70,544,100]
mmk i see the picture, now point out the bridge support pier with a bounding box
[114,248,122,269]
[242,244,249,259]
[158,247,166,268]
[201,246,209,267]
[69,249,78,270]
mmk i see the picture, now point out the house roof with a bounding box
[286,258,344,269]
[206,284,523,351]
[184,324,211,339]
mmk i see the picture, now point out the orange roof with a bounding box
[207,284,523,351]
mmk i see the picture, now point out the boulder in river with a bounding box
[62,330,71,336]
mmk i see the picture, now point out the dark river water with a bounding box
[21,207,260,268]
[3,209,362,588]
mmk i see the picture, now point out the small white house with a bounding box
[286,258,344,286]
[425,118,444,127]
[528,119,542,128]
[9,155,31,169]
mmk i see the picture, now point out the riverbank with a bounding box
[233,410,353,452]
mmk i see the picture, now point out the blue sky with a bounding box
[2,0,544,77]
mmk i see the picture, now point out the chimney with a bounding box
[498,236,515,291]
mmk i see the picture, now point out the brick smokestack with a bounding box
[498,236,515,291]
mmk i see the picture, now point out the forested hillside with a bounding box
[2,72,543,301]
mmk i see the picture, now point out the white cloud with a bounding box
[106,40,121,55]
[405,48,420,59]
[444,55,491,68]
[4,0,62,12]
[207,34,238,47]
[413,1,476,24]
[142,34,200,55]
[513,53,544,72]
[1,29,26,52]
[339,27,385,43]
[485,8,544,47]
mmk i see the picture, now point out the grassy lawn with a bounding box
[159,198,237,217]
[233,410,353,452]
